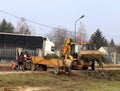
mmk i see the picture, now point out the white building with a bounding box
[98,47,108,55]
[43,38,55,56]
[98,47,117,64]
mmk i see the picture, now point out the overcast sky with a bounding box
[0,0,120,44]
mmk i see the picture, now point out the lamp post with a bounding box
[74,15,85,41]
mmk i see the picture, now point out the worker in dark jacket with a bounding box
[18,52,24,71]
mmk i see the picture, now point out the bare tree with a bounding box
[28,26,35,36]
[77,22,87,42]
[46,27,71,51]
[16,18,31,35]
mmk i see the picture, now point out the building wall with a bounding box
[0,33,45,50]
[43,38,55,56]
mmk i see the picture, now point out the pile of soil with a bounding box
[4,88,13,91]
[83,70,120,80]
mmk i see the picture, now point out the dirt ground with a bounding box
[0,62,120,91]
[0,66,12,71]
[0,69,120,91]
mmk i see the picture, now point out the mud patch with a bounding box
[1,87,51,91]
[0,66,12,71]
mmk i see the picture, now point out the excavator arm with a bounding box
[62,38,72,59]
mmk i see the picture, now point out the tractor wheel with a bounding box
[31,63,36,71]
[70,61,78,70]
[12,62,18,70]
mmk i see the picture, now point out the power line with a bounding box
[0,9,56,29]
[0,9,120,40]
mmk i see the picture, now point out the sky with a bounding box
[0,0,120,44]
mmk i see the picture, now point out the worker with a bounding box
[23,51,30,69]
[23,51,29,61]
[18,52,24,71]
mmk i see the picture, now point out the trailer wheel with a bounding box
[65,68,71,75]
[42,65,47,71]
[31,63,36,71]
[53,67,60,75]
[91,60,95,70]
[82,66,88,70]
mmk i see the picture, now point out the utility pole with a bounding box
[74,15,85,41]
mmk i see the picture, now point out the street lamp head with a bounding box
[80,15,85,19]
[74,15,85,41]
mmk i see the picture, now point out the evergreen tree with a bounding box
[109,38,115,47]
[0,19,14,33]
[89,29,108,49]
[104,39,108,46]
[116,45,120,53]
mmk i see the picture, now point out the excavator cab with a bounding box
[62,38,89,59]
[70,42,89,58]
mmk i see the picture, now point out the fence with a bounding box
[0,49,38,62]
[116,54,120,63]
[0,49,16,62]
[1,48,120,63]
[105,54,120,64]
[22,49,38,57]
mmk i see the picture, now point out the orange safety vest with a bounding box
[24,54,27,61]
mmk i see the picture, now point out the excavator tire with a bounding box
[70,61,78,70]
[73,61,78,70]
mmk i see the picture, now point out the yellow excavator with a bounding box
[62,38,104,70]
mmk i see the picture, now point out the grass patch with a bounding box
[0,70,120,91]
